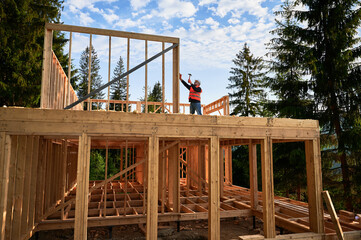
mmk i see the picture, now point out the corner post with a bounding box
[40,26,53,109]
[305,139,324,233]
[0,133,11,240]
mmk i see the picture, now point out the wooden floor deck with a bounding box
[37,181,361,238]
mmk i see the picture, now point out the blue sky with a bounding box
[59,0,289,106]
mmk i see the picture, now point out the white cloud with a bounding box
[103,9,120,24]
[114,18,142,29]
[79,12,95,25]
[156,0,197,19]
[130,0,152,10]
[199,0,217,6]
[228,18,240,24]
[204,17,219,29]
[208,0,269,18]
[65,0,117,10]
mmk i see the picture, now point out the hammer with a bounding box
[187,73,192,83]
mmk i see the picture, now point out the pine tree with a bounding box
[0,0,67,107]
[290,0,361,210]
[78,45,105,110]
[110,55,127,111]
[142,82,163,113]
[266,0,314,119]
[227,43,266,117]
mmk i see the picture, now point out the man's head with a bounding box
[194,80,201,87]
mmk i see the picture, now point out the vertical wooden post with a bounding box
[168,143,180,212]
[146,135,159,239]
[11,136,28,240]
[208,136,220,240]
[41,28,53,109]
[305,139,324,233]
[145,40,148,113]
[104,140,108,217]
[198,144,203,195]
[87,35,92,111]
[261,137,276,238]
[249,140,258,210]
[0,133,11,240]
[162,42,165,113]
[61,140,68,220]
[67,32,72,106]
[74,133,91,240]
[126,38,130,112]
[219,147,224,198]
[172,43,180,113]
[28,136,39,231]
[107,36,111,111]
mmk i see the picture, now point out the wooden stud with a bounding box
[10,136,27,240]
[146,135,159,239]
[305,139,324,233]
[67,32,72,106]
[126,38,130,112]
[87,34,92,111]
[208,136,220,240]
[61,140,68,220]
[219,147,224,198]
[74,133,91,240]
[261,137,276,238]
[322,191,344,240]
[162,42,165,113]
[40,28,53,109]
[35,137,46,223]
[107,36,111,111]
[28,136,40,231]
[124,140,128,215]
[168,143,180,212]
[249,140,258,210]
[0,133,11,240]
[20,136,34,237]
[104,139,108,217]
[172,44,179,113]
[145,40,148,113]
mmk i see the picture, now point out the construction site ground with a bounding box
[32,217,266,240]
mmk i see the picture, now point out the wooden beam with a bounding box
[45,23,179,44]
[162,42,165,113]
[208,136,220,240]
[168,143,180,212]
[126,38,130,112]
[146,135,159,239]
[172,44,180,113]
[261,137,276,238]
[74,133,91,240]
[322,191,344,240]
[219,147,224,198]
[40,28,53,108]
[0,133,11,240]
[249,140,258,210]
[305,139,324,233]
[87,34,92,111]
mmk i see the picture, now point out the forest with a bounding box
[1,0,361,213]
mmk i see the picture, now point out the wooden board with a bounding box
[322,191,344,240]
[208,136,220,240]
[0,133,11,240]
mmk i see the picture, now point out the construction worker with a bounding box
[179,73,202,115]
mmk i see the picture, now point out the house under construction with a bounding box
[1,23,361,240]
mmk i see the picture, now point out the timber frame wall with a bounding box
[1,108,328,240]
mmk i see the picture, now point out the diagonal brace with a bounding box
[64,43,179,110]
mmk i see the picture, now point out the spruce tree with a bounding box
[110,55,127,111]
[289,0,361,210]
[147,81,162,113]
[0,0,67,107]
[227,43,266,117]
[78,45,105,110]
[266,0,314,119]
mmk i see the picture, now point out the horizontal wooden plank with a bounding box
[45,23,179,43]
[0,108,319,140]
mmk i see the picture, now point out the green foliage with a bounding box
[89,150,105,180]
[227,43,266,117]
[110,55,127,111]
[265,0,314,119]
[147,81,162,113]
[0,0,66,107]
[77,45,105,110]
